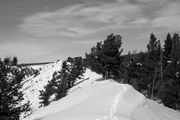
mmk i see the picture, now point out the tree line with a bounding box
[85,33,180,110]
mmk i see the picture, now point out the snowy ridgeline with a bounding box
[22,61,180,120]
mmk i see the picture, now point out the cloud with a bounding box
[152,16,180,30]
[18,0,180,38]
[151,2,180,30]
[18,0,144,38]
[136,0,168,4]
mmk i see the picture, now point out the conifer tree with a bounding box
[171,33,180,62]
[86,34,123,79]
[39,61,69,106]
[39,75,58,106]
[67,57,85,88]
[3,57,11,65]
[163,33,172,64]
[40,58,85,106]
[147,33,160,62]
[12,57,18,66]
[161,60,180,110]
[0,58,30,120]
[85,42,104,75]
[146,34,162,97]
[160,33,180,110]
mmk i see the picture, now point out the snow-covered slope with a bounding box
[28,64,50,70]
[22,60,180,120]
[22,60,101,111]
[24,76,180,120]
[22,61,63,110]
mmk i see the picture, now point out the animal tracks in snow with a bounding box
[96,85,130,120]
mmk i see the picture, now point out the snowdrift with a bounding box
[24,77,180,120]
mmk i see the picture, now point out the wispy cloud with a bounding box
[18,0,180,38]
[17,0,142,37]
[151,2,180,30]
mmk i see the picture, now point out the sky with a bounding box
[0,0,180,63]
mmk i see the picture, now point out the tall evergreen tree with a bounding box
[161,60,180,110]
[163,33,172,63]
[86,34,123,79]
[40,58,85,106]
[12,57,18,66]
[85,42,104,75]
[0,59,30,120]
[39,61,69,106]
[39,74,58,106]
[146,34,162,97]
[160,33,180,110]
[67,57,85,88]
[147,33,160,62]
[3,57,11,66]
[171,33,180,62]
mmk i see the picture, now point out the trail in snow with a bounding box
[24,79,180,120]
[97,85,130,120]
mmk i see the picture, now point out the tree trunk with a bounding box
[104,71,109,80]
[151,68,157,98]
[160,49,164,93]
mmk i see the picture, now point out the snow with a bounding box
[22,61,63,110]
[21,61,180,120]
[24,76,180,120]
[29,64,49,70]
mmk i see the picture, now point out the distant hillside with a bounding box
[17,62,54,67]
[22,61,63,110]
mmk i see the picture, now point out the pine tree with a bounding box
[163,33,172,64]
[125,54,154,97]
[67,57,85,88]
[147,33,160,62]
[3,57,11,66]
[0,59,30,120]
[171,33,180,62]
[160,33,180,110]
[39,61,69,106]
[39,75,58,106]
[161,61,180,110]
[86,34,123,79]
[85,42,104,75]
[12,57,18,66]
[145,34,162,97]
[40,58,85,106]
